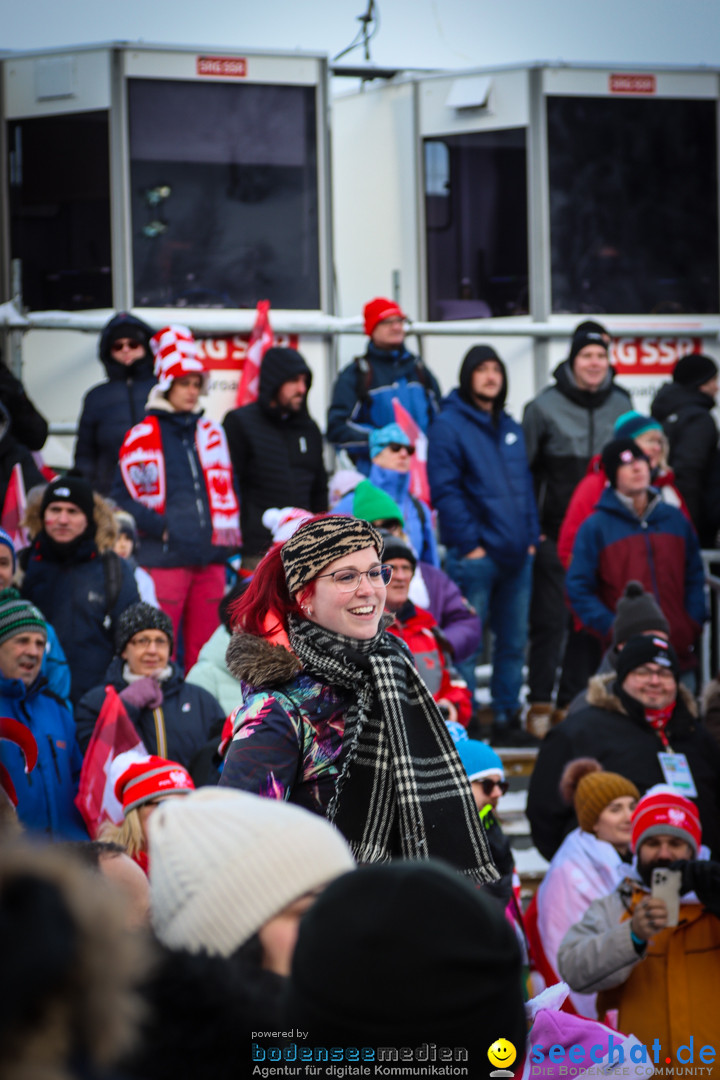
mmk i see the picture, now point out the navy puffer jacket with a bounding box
[75,655,225,773]
[74,313,156,495]
[428,369,539,566]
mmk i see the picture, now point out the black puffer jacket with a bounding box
[651,381,719,545]
[74,313,156,495]
[0,402,44,507]
[75,655,225,774]
[223,348,327,559]
[527,674,720,861]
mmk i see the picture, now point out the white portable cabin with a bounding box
[0,42,334,464]
[332,62,720,417]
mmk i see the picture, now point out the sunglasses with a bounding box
[478,778,509,796]
[387,443,415,455]
[111,338,143,351]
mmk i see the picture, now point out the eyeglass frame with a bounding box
[314,564,394,592]
[110,338,144,351]
[386,442,415,455]
[127,633,171,650]
[629,665,676,682]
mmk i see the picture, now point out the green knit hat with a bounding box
[352,480,405,527]
[0,588,47,647]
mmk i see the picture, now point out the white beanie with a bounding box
[148,788,355,957]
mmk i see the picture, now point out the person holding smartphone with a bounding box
[558,786,720,1054]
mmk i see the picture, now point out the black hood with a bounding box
[458,345,507,412]
[650,380,715,423]
[257,347,312,414]
[99,312,155,382]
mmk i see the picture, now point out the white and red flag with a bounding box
[392,398,431,507]
[75,686,148,838]
[1,463,29,550]
[235,300,275,407]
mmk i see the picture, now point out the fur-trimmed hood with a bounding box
[225,632,301,690]
[586,671,698,718]
[21,485,119,553]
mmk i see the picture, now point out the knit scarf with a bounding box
[118,414,241,547]
[287,615,498,884]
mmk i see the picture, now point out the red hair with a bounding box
[228,515,333,637]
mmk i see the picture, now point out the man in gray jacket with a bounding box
[522,323,631,733]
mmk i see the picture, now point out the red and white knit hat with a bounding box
[115,755,195,817]
[150,325,208,392]
[630,784,701,857]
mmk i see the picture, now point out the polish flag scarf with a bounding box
[119,414,241,547]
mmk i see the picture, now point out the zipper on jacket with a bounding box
[184,437,207,530]
[46,735,62,782]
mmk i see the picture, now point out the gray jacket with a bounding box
[557,877,644,994]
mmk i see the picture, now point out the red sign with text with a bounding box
[197,56,247,78]
[609,73,656,95]
[196,334,297,371]
[612,337,702,376]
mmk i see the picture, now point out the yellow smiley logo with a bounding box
[488,1038,517,1072]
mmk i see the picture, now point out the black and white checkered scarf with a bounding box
[288,615,498,885]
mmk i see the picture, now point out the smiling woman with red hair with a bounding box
[219,514,497,883]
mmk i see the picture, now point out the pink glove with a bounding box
[119,677,164,710]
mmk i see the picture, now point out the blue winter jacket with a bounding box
[334,462,440,567]
[0,673,88,839]
[326,344,442,469]
[428,389,540,567]
[111,406,235,569]
[22,532,140,707]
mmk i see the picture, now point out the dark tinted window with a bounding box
[128,79,320,309]
[8,112,112,310]
[548,95,719,314]
[424,129,528,320]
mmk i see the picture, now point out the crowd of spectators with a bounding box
[2,300,720,1074]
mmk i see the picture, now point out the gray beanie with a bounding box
[114,602,174,655]
[148,788,355,957]
[612,581,670,647]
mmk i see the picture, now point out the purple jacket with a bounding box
[418,561,481,663]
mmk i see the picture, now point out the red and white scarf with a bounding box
[119,415,241,547]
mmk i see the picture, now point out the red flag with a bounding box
[1,463,29,549]
[235,300,275,407]
[75,686,148,838]
[392,398,431,506]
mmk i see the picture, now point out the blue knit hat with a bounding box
[613,410,662,441]
[457,740,505,782]
[0,529,16,573]
[368,423,412,460]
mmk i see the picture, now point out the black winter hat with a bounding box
[379,532,417,570]
[458,344,507,409]
[600,438,649,488]
[672,353,718,389]
[612,581,670,647]
[615,633,679,687]
[282,860,526,1057]
[115,602,174,655]
[568,328,609,369]
[41,476,95,524]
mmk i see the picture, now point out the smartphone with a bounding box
[651,867,682,927]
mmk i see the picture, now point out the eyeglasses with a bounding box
[315,565,393,592]
[478,778,509,796]
[632,666,675,682]
[111,338,143,351]
[387,443,415,455]
[129,634,170,649]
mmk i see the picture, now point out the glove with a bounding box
[119,677,164,711]
[670,859,720,917]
